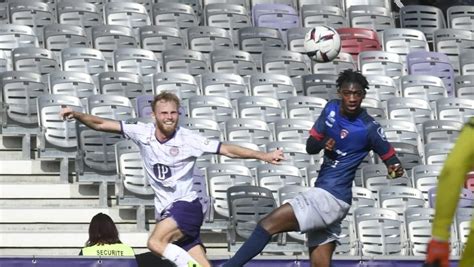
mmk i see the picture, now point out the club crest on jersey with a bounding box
[340,129,349,139]
[169,146,179,156]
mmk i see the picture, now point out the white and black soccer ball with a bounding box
[304,25,341,63]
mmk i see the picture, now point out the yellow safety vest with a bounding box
[82,243,135,257]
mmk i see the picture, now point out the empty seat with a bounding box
[113,48,160,91]
[238,26,285,69]
[135,94,154,118]
[256,164,304,202]
[204,3,251,46]
[43,24,89,60]
[311,52,357,76]
[454,75,474,99]
[186,26,234,55]
[179,117,223,141]
[8,0,54,46]
[348,5,394,32]
[237,95,284,124]
[252,3,299,42]
[399,5,446,44]
[209,49,257,76]
[98,71,147,100]
[382,28,429,64]
[400,74,448,104]
[421,119,462,145]
[390,142,423,170]
[91,25,138,69]
[0,24,39,60]
[152,2,198,30]
[57,0,102,36]
[404,207,434,256]
[377,119,420,147]
[285,96,326,121]
[286,27,312,54]
[436,98,474,123]
[433,29,474,75]
[153,72,200,102]
[352,186,377,208]
[361,164,412,196]
[460,50,474,76]
[47,71,97,102]
[218,141,262,173]
[104,2,151,37]
[266,141,314,170]
[337,27,382,62]
[139,25,185,55]
[364,75,399,102]
[61,47,108,84]
[301,5,347,29]
[249,73,297,101]
[261,50,310,78]
[162,48,209,76]
[447,5,474,31]
[411,164,442,201]
[302,73,338,100]
[358,51,405,80]
[456,208,473,254]
[378,186,425,215]
[386,97,433,127]
[423,142,454,165]
[200,73,248,103]
[12,47,58,75]
[188,95,235,125]
[225,118,273,149]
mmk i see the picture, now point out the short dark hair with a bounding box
[336,69,369,91]
[151,91,181,112]
[86,213,121,246]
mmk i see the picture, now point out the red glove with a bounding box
[425,239,450,267]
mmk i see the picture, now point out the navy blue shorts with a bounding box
[161,198,204,251]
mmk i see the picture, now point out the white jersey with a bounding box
[121,121,220,214]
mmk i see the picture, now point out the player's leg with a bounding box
[188,244,211,267]
[309,242,336,267]
[223,203,299,267]
[459,224,474,267]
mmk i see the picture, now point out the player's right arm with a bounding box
[306,105,335,154]
[60,107,121,134]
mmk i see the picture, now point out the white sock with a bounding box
[163,243,200,267]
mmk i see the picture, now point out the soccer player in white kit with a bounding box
[60,92,284,267]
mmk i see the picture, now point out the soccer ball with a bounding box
[304,26,341,63]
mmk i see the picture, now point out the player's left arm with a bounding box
[368,121,404,178]
[218,143,284,165]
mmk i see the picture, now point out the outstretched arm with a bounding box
[219,144,284,165]
[60,107,121,134]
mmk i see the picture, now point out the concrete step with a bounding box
[0,160,60,175]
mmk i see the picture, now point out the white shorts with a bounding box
[288,187,350,248]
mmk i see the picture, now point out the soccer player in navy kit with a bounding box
[223,69,405,267]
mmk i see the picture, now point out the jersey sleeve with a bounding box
[432,119,474,241]
[187,131,221,157]
[367,120,398,165]
[120,121,150,144]
[309,106,327,142]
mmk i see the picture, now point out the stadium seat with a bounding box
[237,95,284,124]
[399,5,446,45]
[377,119,420,147]
[454,75,474,99]
[358,51,405,80]
[382,28,429,65]
[249,73,297,101]
[98,71,147,103]
[344,0,392,11]
[447,5,474,31]
[336,27,382,62]
[423,142,454,165]
[61,47,108,86]
[139,25,185,55]
[47,71,97,108]
[153,72,200,102]
[364,75,399,102]
[410,164,443,201]
[390,142,423,170]
[252,3,299,43]
[361,98,386,119]
[200,73,248,108]
[299,0,343,9]
[285,95,326,121]
[256,164,304,202]
[435,97,474,123]
[261,50,310,78]
[43,24,90,59]
[378,186,425,215]
[238,27,285,70]
[57,0,102,37]
[209,49,257,76]
[460,50,474,76]
[352,186,377,208]
[286,27,312,54]
[361,164,412,197]
[433,29,473,75]
[400,74,448,105]
[311,52,357,76]
[301,5,347,29]
[272,118,313,143]
[348,5,394,32]
[152,2,198,30]
[12,47,58,75]
[266,141,314,171]
[302,73,339,100]
[421,119,462,145]
[0,24,39,61]
[186,26,234,55]
[386,97,433,128]
[404,207,434,255]
[103,2,151,37]
[179,117,223,141]
[466,171,474,194]
[456,208,473,256]
[225,118,273,149]
[162,48,209,76]
[218,141,262,173]
[204,0,251,11]
[135,94,154,118]
[428,187,474,209]
[204,3,251,47]
[91,25,138,69]
[189,95,235,125]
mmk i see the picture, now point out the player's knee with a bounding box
[147,237,167,255]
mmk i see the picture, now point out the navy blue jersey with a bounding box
[310,99,396,204]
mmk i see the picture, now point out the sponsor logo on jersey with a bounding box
[377,127,387,141]
[153,163,171,180]
[325,110,336,127]
[340,129,349,139]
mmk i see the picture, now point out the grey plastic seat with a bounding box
[203,0,250,11]
[8,0,54,46]
[43,24,89,60]
[11,47,58,75]
[301,5,347,29]
[250,73,297,102]
[162,48,209,76]
[361,164,412,196]
[364,75,399,102]
[454,75,474,98]
[237,96,284,124]
[186,26,233,55]
[61,47,108,80]
[411,164,442,201]
[361,98,387,120]
[353,207,403,256]
[433,29,474,75]
[256,164,304,202]
[179,117,223,141]
[382,28,429,63]
[447,5,474,31]
[98,71,147,101]
[387,97,433,127]
[218,141,262,173]
[57,0,102,36]
[155,0,201,17]
[345,0,392,10]
[225,118,273,149]
[456,208,473,254]
[47,71,97,102]
[378,186,425,215]
[238,27,285,69]
[91,25,138,69]
[298,0,343,9]
[358,51,405,80]
[302,73,338,100]
[400,75,448,104]
[272,118,313,143]
[266,141,314,172]
[204,3,251,46]
[209,49,257,76]
[139,25,185,54]
[153,72,200,102]
[188,95,235,125]
[311,52,356,76]
[200,73,248,104]
[104,2,151,37]
[423,142,455,165]
[352,186,377,208]
[152,2,198,30]
[421,120,462,145]
[205,163,255,229]
[377,119,420,147]
[286,27,312,54]
[400,5,446,44]
[390,142,423,170]
[0,50,11,72]
[349,5,394,32]
[113,48,160,91]
[285,96,326,121]
[0,24,38,59]
[460,50,474,76]
[261,50,310,78]
[404,207,434,255]
[436,98,474,123]
[87,94,136,122]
